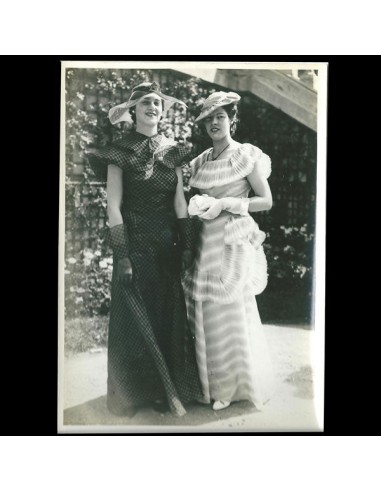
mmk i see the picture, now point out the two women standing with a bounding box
[88,82,273,417]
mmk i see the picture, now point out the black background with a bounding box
[2,55,375,436]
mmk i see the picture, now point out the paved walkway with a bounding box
[60,324,323,432]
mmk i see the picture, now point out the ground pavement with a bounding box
[60,324,323,432]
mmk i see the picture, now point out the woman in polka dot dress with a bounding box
[88,82,202,417]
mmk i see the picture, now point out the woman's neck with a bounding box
[136,123,158,137]
[212,136,233,154]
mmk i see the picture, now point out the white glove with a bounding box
[196,196,250,221]
[188,194,217,217]
[220,197,250,216]
[199,199,224,220]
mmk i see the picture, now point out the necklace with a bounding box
[210,142,231,161]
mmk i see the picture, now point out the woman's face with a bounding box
[135,94,163,127]
[204,107,231,141]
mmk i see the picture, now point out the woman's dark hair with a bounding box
[223,103,239,135]
[129,107,137,124]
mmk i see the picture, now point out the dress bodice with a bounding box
[88,131,192,231]
[189,143,271,191]
[182,143,272,303]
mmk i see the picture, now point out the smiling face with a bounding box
[203,107,231,142]
[135,94,164,127]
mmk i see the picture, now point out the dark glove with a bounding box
[109,224,129,260]
[177,218,202,253]
[108,224,133,285]
[117,257,133,286]
[181,249,194,271]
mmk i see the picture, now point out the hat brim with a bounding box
[194,101,235,123]
[109,91,187,125]
[195,93,241,123]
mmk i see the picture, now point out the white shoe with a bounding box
[213,400,231,411]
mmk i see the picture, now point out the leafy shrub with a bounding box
[265,223,314,290]
[65,317,108,354]
[65,247,113,318]
[257,223,315,323]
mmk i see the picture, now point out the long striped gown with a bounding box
[182,143,275,410]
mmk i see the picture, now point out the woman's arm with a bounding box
[174,167,189,218]
[197,159,273,220]
[246,165,273,212]
[106,164,133,285]
[107,164,124,226]
[174,167,201,270]
[198,165,272,220]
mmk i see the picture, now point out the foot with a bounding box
[152,399,169,413]
[213,400,231,411]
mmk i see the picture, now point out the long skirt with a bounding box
[186,293,274,410]
[107,228,202,417]
[183,213,274,410]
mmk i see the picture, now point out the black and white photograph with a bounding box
[58,61,326,433]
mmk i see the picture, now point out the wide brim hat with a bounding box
[108,81,187,125]
[195,91,241,123]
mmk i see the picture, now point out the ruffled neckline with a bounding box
[189,143,268,189]
[203,145,241,163]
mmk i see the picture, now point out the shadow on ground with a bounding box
[64,397,259,428]
[284,365,314,399]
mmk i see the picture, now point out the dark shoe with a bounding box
[152,400,169,413]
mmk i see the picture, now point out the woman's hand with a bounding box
[188,194,215,217]
[117,257,133,286]
[199,199,224,220]
[189,194,223,220]
[181,249,194,271]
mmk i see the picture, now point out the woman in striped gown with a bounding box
[182,91,275,411]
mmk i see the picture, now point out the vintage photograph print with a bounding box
[59,61,327,433]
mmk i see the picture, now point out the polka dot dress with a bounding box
[88,131,202,416]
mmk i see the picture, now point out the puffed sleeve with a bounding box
[230,143,272,179]
[161,143,196,168]
[85,145,130,181]
[189,148,209,175]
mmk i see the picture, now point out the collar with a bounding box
[114,131,176,154]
